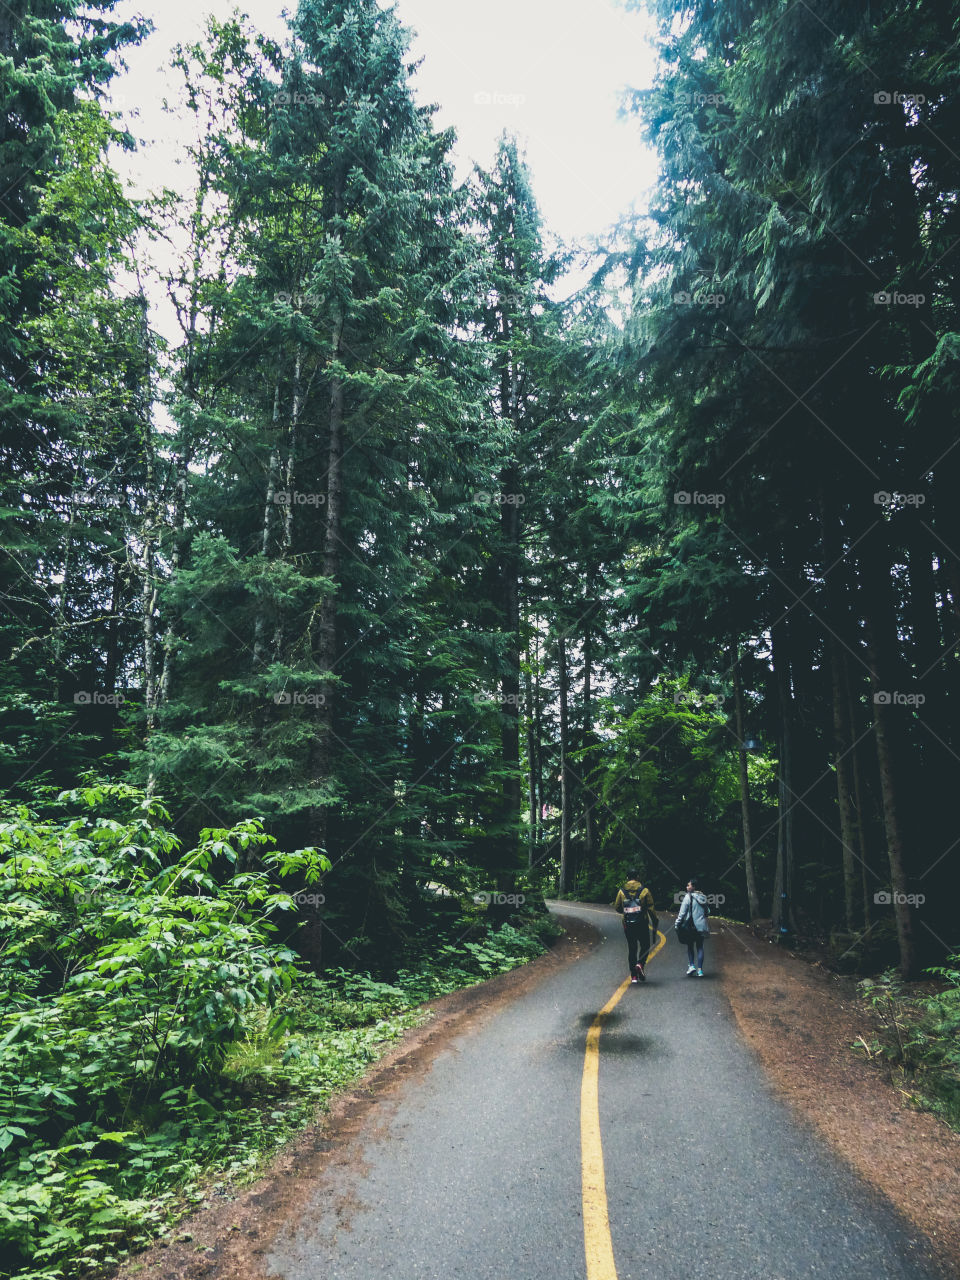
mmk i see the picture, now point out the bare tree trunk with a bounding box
[253,380,282,668]
[139,449,160,798]
[310,317,344,854]
[582,626,596,864]
[771,613,797,938]
[103,558,122,699]
[498,314,522,874]
[859,517,916,977]
[558,633,570,896]
[864,613,916,976]
[843,652,872,932]
[157,443,190,710]
[279,349,302,557]
[524,652,537,868]
[830,635,862,932]
[54,477,79,702]
[732,655,760,920]
[532,627,544,852]
[273,350,303,663]
[819,487,861,932]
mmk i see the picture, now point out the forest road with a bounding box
[265,904,944,1280]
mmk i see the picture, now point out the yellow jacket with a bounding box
[614,880,658,929]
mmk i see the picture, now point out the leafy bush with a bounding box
[856,958,960,1129]
[0,782,324,1278]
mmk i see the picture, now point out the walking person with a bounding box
[675,877,710,976]
[614,871,659,984]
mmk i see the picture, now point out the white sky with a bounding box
[110,0,659,247]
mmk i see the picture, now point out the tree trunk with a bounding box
[310,321,344,854]
[279,348,302,557]
[829,635,862,932]
[253,380,282,668]
[498,311,522,873]
[819,487,862,932]
[532,627,544,853]
[842,651,872,932]
[859,517,916,977]
[582,625,596,864]
[157,442,190,711]
[558,633,570,896]
[732,655,760,920]
[771,613,797,938]
[524,653,537,868]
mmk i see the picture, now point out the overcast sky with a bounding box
[110,0,659,247]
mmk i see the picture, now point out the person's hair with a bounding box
[628,869,641,881]
[688,876,700,889]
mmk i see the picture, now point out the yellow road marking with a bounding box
[580,930,665,1280]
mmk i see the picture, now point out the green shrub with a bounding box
[0,782,324,1278]
[856,957,960,1129]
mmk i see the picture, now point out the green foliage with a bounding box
[856,959,960,1130]
[0,782,324,1277]
[571,678,776,910]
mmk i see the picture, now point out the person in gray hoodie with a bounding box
[675,877,710,976]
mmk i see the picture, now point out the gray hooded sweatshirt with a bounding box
[676,890,710,935]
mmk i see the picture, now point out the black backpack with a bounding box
[622,885,646,918]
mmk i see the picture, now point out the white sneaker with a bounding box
[686,964,696,975]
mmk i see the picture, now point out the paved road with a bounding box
[267,904,943,1280]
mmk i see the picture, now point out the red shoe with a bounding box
[630,974,639,984]
[636,963,646,982]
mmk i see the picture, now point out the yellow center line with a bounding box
[580,929,666,1280]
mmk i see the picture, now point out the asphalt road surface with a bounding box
[266,903,943,1280]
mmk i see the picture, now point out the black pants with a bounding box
[623,918,651,973]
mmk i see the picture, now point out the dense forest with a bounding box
[5,0,960,969]
[3,0,960,1271]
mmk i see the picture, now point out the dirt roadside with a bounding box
[113,914,601,1280]
[713,921,960,1277]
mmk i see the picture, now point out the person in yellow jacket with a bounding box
[614,871,658,984]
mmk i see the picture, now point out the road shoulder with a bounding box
[715,922,960,1277]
